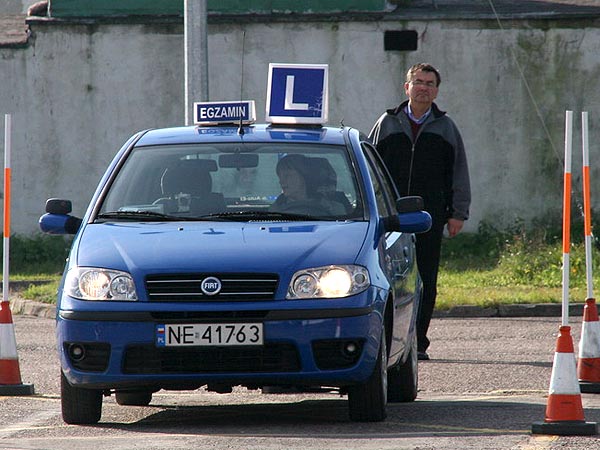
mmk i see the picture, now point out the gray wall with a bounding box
[0,0,37,13]
[1,16,599,235]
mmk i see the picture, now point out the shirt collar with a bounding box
[404,104,432,124]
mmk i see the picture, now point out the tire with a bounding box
[115,391,153,406]
[347,330,388,422]
[61,371,102,425]
[387,330,418,402]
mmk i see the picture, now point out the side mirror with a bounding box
[39,199,82,235]
[46,198,72,215]
[396,196,424,213]
[383,211,432,234]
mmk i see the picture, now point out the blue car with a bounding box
[40,121,431,424]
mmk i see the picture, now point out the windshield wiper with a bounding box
[96,210,176,221]
[96,210,238,222]
[197,210,319,221]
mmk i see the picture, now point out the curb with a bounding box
[9,297,56,319]
[433,303,584,318]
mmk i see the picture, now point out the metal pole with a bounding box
[184,0,209,125]
[562,110,573,327]
[3,114,11,302]
[582,111,594,300]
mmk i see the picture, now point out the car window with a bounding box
[99,143,365,221]
[361,143,398,216]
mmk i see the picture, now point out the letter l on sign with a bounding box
[284,76,309,111]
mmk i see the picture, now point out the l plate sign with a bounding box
[266,63,329,125]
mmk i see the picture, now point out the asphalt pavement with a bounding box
[4,313,600,449]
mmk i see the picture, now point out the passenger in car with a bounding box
[272,154,308,207]
[307,157,354,214]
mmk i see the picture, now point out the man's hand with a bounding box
[446,218,464,238]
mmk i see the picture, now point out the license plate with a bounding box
[156,323,263,347]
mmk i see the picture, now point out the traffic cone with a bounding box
[532,325,597,435]
[578,298,600,393]
[0,301,34,395]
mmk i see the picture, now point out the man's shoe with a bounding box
[417,351,430,361]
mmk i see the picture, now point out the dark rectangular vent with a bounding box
[122,343,300,374]
[145,273,279,302]
[384,30,418,51]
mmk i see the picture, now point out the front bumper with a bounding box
[58,306,384,391]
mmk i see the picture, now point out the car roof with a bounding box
[135,124,353,147]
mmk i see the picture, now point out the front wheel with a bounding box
[347,330,388,422]
[61,371,102,424]
[387,331,418,402]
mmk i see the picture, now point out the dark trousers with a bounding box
[415,197,447,353]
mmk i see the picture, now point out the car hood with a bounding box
[75,221,370,275]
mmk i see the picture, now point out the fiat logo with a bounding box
[201,276,222,296]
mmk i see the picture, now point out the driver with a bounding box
[271,154,345,215]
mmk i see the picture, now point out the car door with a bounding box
[361,142,418,361]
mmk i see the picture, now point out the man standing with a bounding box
[369,63,471,360]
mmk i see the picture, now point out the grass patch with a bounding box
[437,217,596,310]
[19,280,60,304]
[7,234,70,275]
[1,234,67,304]
[437,272,589,310]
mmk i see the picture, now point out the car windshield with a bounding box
[98,142,365,221]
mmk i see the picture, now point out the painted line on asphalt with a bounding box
[393,422,528,435]
[0,409,58,438]
[517,435,558,449]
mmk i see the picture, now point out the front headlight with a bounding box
[65,267,138,301]
[287,265,370,299]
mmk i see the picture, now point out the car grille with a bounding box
[145,273,279,302]
[122,343,300,374]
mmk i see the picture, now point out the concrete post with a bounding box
[184,0,209,125]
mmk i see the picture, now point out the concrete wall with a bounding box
[1,16,599,235]
[1,0,37,13]
[0,0,18,13]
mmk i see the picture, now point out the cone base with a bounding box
[532,420,598,436]
[0,383,34,396]
[580,381,600,393]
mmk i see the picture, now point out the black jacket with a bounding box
[369,101,471,221]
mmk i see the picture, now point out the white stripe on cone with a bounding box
[579,320,600,359]
[549,352,581,395]
[0,323,19,360]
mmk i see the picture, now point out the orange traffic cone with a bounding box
[578,298,600,393]
[532,325,597,435]
[0,301,34,395]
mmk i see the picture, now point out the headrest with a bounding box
[161,160,213,196]
[307,157,337,186]
[275,154,310,178]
